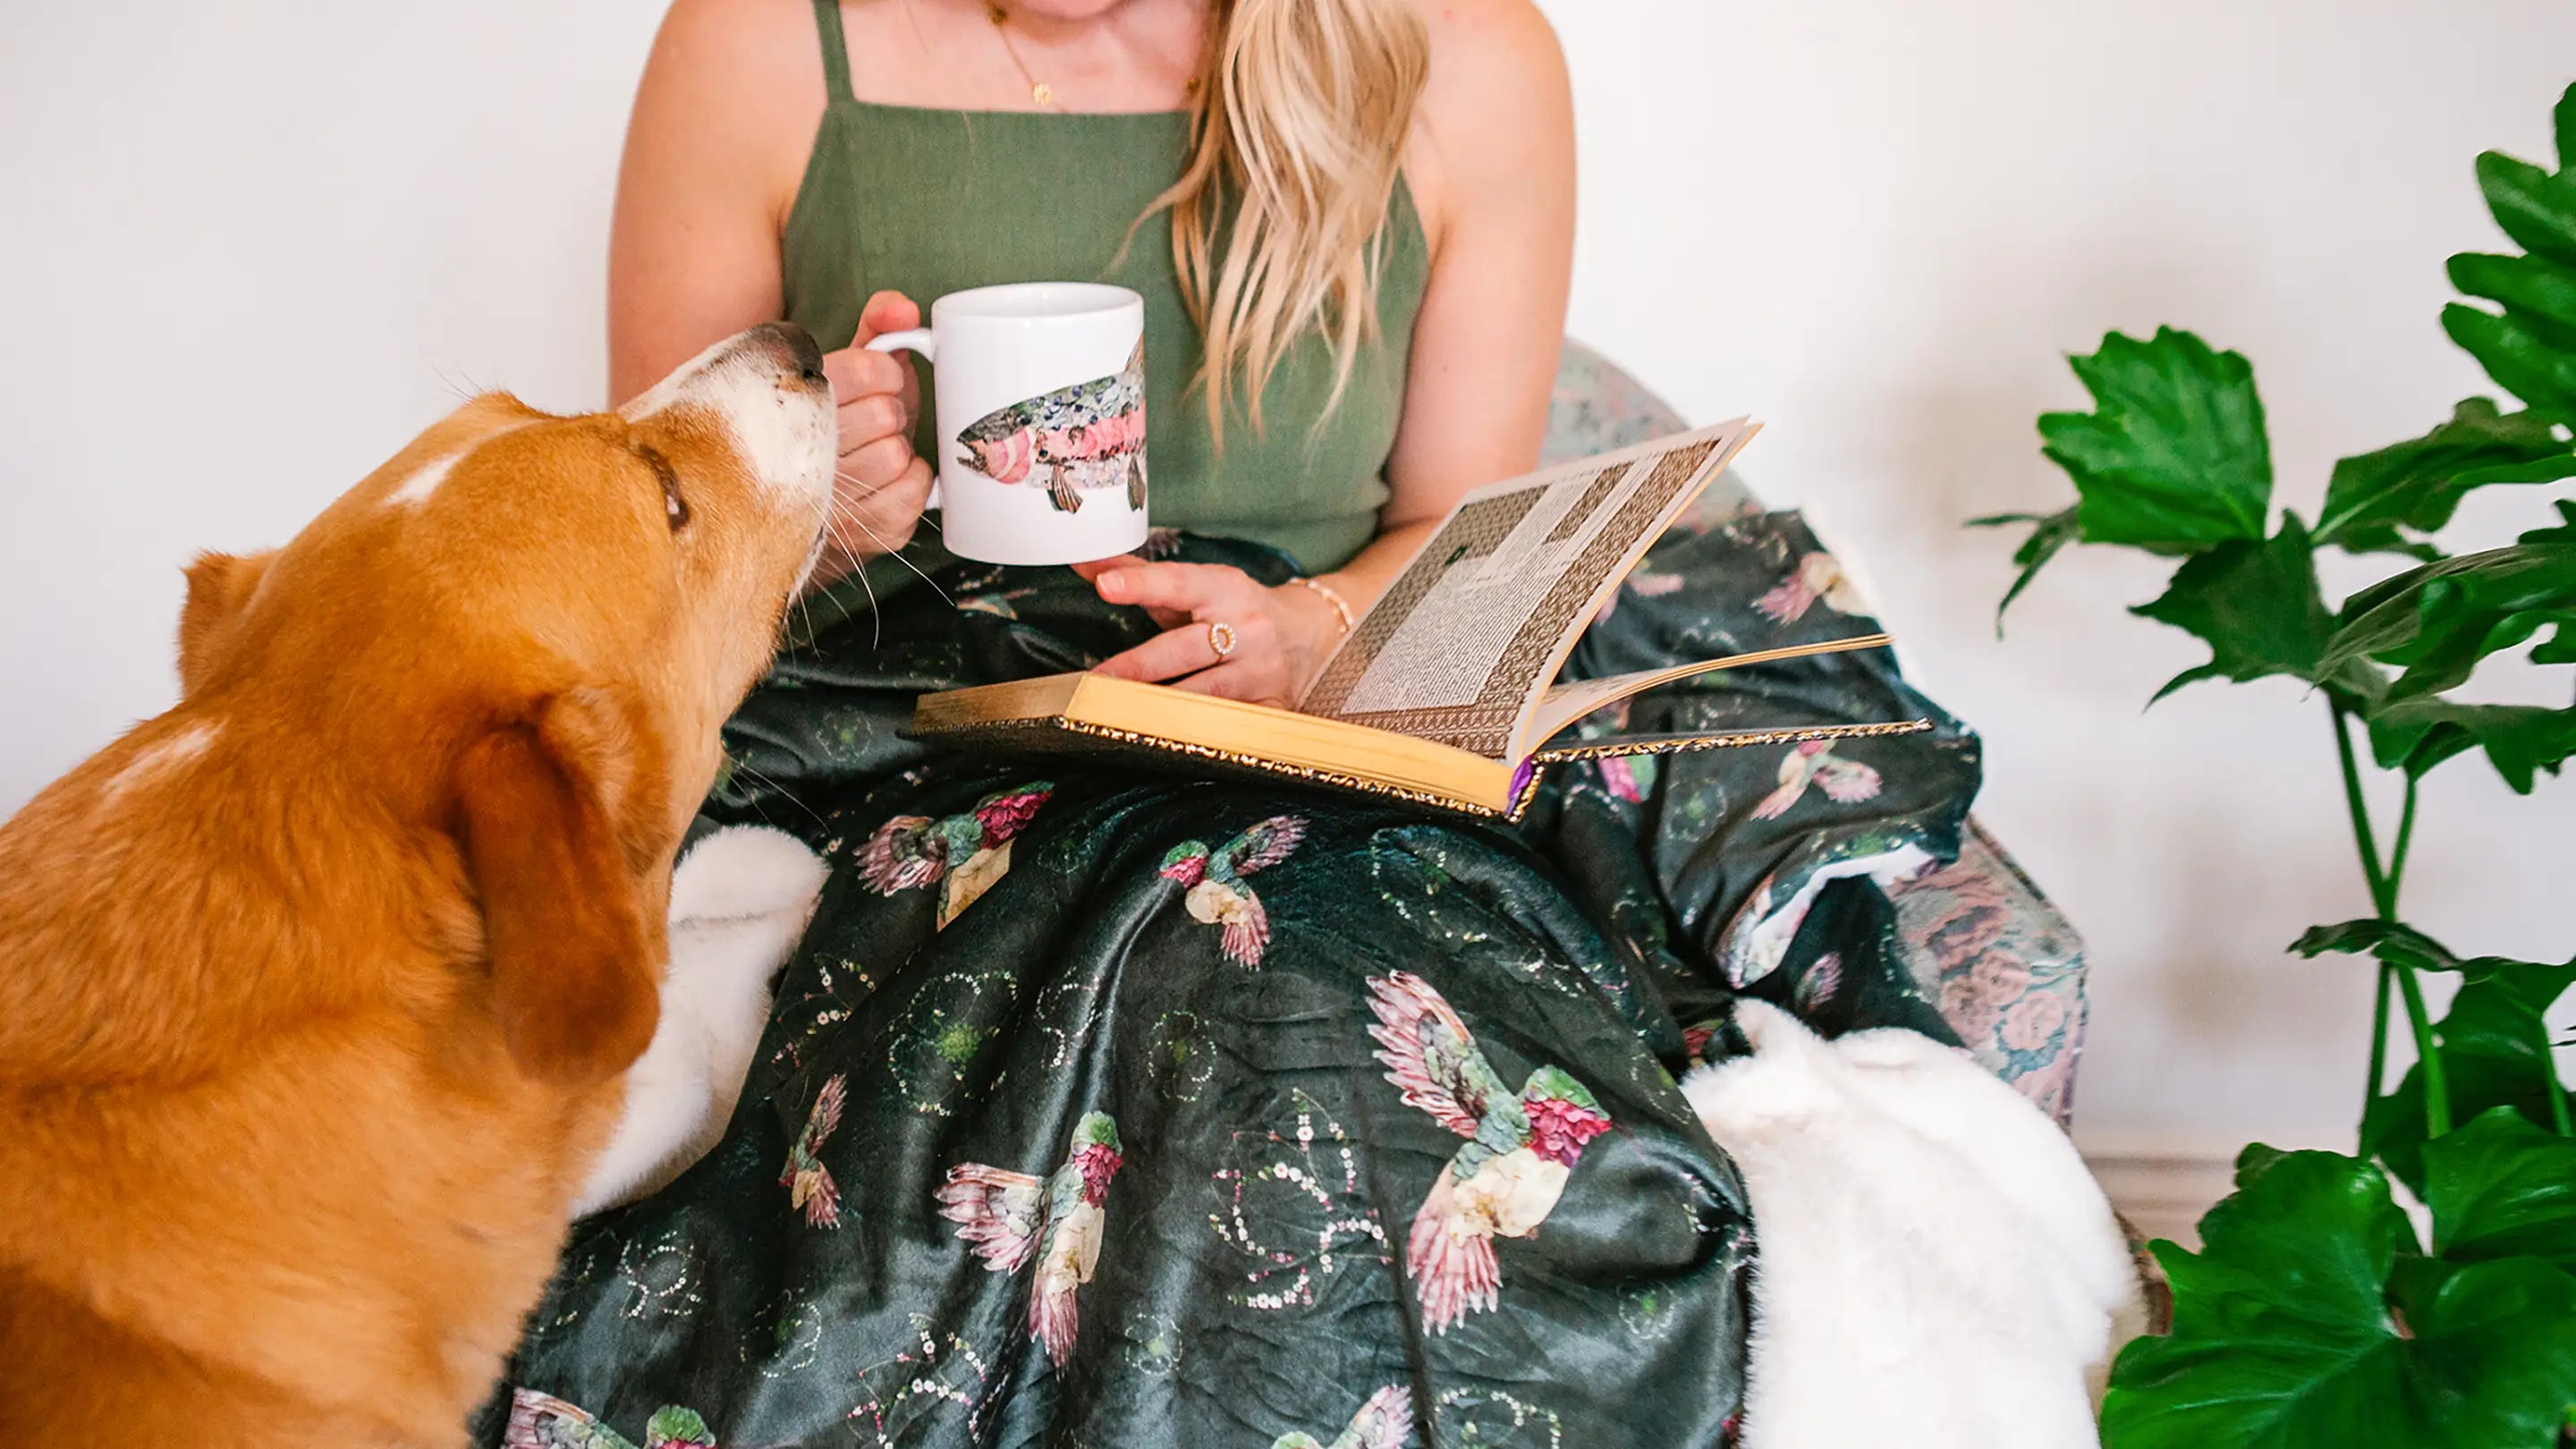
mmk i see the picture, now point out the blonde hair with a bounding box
[1144,0,1430,442]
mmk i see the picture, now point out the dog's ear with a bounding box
[450,691,665,1087]
[177,549,276,698]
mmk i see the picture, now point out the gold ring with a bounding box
[1207,620,1237,659]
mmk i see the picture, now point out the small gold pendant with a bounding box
[1031,80,1053,106]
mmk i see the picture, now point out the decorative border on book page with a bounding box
[1299,433,1726,758]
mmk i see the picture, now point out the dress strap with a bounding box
[810,0,854,103]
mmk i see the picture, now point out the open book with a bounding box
[910,420,1932,819]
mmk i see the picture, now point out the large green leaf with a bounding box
[1966,504,2079,630]
[2105,1148,2576,1448]
[2365,693,2576,792]
[2445,133,2576,419]
[2128,516,2333,700]
[2314,398,2572,558]
[2560,81,2576,175]
[2038,328,2273,553]
[2450,253,2576,337]
[2366,959,2576,1193]
[2426,1108,2576,1269]
[2318,532,2576,700]
[2444,304,2576,423]
[2476,148,2576,271]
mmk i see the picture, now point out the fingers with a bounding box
[822,347,912,408]
[854,290,921,343]
[835,392,907,449]
[1090,561,1253,615]
[828,454,933,561]
[1069,555,1144,582]
[1094,623,1226,684]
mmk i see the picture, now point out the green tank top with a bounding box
[784,0,1429,572]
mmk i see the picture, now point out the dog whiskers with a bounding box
[727,758,831,832]
[826,479,956,612]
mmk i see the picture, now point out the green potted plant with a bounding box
[1975,84,2576,1447]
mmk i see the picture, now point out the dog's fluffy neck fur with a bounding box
[0,702,452,1083]
[0,699,617,1439]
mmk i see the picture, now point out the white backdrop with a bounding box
[3,0,2569,1152]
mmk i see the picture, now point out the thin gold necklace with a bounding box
[985,4,1204,114]
[986,4,1063,112]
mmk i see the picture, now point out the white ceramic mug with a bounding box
[865,282,1150,566]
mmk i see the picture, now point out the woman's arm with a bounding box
[1320,0,1577,614]
[611,0,932,572]
[608,0,818,404]
[1088,0,1576,703]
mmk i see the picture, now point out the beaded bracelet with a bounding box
[1288,575,1356,636]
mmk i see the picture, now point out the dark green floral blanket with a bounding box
[477,504,1980,1449]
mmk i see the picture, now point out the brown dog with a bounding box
[0,324,835,1446]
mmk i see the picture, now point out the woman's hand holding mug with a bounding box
[814,290,936,578]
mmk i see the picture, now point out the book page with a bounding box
[1296,419,1758,758]
[1521,634,1896,749]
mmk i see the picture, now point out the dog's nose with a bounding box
[743,322,827,386]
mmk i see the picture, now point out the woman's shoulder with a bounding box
[1405,0,1574,240]
[1414,0,1568,84]
[634,0,835,217]
[650,0,832,100]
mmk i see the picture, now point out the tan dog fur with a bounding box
[0,324,836,1446]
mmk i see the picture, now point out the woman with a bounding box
[484,2,1978,1444]
[611,0,1573,703]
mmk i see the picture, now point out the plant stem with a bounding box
[2332,704,2451,1139]
[2331,705,2392,915]
[2365,959,2392,1101]
[2386,776,2419,906]
[2393,960,2453,1139]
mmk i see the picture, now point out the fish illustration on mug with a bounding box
[953,339,1148,513]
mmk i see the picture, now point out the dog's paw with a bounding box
[670,824,829,930]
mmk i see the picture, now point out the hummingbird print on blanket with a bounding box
[936,1111,1126,1367]
[479,515,2003,1449]
[954,340,1148,513]
[1365,972,1614,1333]
[858,782,1055,928]
[1158,814,1308,966]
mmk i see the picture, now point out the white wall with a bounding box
[2,1,2568,1153]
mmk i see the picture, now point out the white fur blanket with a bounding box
[1682,1003,2144,1449]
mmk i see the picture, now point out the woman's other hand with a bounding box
[1073,557,1349,708]
[816,291,936,576]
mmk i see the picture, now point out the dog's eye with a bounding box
[637,445,690,531]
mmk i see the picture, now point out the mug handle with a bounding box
[861,329,940,509]
[863,329,935,360]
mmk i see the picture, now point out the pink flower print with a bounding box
[1999,989,2072,1054]
[1525,1093,1613,1168]
[1944,953,2030,1044]
[1072,1140,1124,1204]
[973,787,1050,842]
